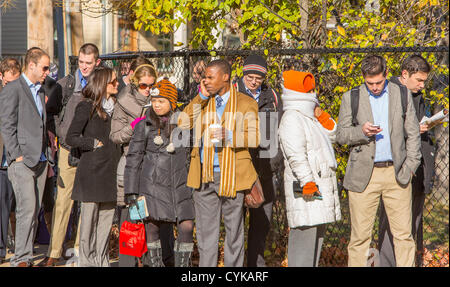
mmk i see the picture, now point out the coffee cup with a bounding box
[209,123,222,143]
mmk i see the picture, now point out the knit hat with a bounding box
[282,70,315,93]
[150,78,178,110]
[243,55,267,77]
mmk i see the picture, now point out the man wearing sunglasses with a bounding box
[0,47,51,267]
[39,43,101,267]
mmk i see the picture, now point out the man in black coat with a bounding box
[378,55,435,267]
[235,55,283,267]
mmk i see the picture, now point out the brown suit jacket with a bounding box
[178,90,260,191]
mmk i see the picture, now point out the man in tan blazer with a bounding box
[178,59,259,266]
[336,55,421,267]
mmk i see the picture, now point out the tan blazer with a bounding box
[336,81,421,193]
[178,91,260,191]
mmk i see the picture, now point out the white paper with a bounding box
[420,109,449,125]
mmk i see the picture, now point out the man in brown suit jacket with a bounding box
[178,59,259,266]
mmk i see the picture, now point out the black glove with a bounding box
[125,193,138,207]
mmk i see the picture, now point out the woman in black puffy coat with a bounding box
[124,78,194,267]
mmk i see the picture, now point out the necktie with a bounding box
[216,96,223,108]
[81,77,87,89]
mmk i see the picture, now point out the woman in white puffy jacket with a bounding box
[278,70,341,267]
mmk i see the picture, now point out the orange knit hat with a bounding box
[151,79,178,110]
[282,70,316,93]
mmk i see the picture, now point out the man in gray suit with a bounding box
[0,47,51,267]
[336,55,421,267]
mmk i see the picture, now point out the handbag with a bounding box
[119,210,147,258]
[244,178,265,208]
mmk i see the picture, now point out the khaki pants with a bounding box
[348,166,415,267]
[47,147,80,258]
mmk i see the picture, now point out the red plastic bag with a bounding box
[119,221,147,257]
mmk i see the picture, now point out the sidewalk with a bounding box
[0,244,119,267]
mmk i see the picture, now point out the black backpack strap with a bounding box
[350,87,360,126]
[400,84,408,120]
[62,75,75,107]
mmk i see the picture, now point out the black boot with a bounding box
[174,241,194,267]
[143,240,164,267]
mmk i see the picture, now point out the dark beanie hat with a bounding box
[243,55,267,77]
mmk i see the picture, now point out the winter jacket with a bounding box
[47,71,86,150]
[235,78,284,183]
[278,89,341,228]
[110,84,150,155]
[66,100,121,203]
[124,109,195,223]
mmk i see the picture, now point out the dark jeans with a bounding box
[0,169,14,258]
[246,174,276,267]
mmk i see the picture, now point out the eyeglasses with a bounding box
[138,83,154,90]
[109,78,118,86]
[244,74,264,83]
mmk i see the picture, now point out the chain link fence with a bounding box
[70,46,449,267]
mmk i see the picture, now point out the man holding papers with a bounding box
[379,55,435,267]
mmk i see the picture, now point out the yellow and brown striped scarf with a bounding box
[201,84,237,198]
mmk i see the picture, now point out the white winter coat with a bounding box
[278,88,341,228]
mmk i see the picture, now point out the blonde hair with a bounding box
[131,64,158,86]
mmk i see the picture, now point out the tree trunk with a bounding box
[69,11,84,56]
[27,0,53,60]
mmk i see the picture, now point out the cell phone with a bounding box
[292,181,323,200]
[371,124,381,128]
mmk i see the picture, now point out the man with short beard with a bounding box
[38,43,101,267]
[0,47,51,267]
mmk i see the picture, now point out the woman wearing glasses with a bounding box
[109,63,157,266]
[66,66,121,267]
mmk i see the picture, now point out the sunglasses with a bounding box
[109,78,118,86]
[42,66,50,72]
[138,83,154,90]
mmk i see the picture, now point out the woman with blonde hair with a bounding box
[110,62,160,267]
[66,66,121,267]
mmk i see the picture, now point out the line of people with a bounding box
[0,43,435,267]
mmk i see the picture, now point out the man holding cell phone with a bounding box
[336,55,421,267]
